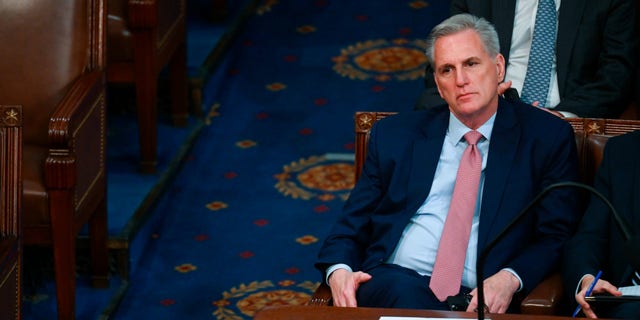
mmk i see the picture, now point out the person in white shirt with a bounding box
[415,0,638,119]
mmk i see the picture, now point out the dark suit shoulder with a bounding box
[505,99,573,131]
[607,129,640,146]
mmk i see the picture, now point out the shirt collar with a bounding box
[448,112,496,144]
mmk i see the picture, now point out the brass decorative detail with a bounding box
[357,113,374,131]
[0,105,22,127]
[585,120,603,134]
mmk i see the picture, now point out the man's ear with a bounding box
[495,53,506,82]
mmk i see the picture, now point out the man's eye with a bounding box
[466,61,477,67]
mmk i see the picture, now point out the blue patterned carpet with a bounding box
[22,1,449,319]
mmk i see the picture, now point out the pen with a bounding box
[572,270,603,317]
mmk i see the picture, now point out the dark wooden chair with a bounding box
[0,1,109,319]
[310,112,640,316]
[107,0,189,173]
[0,105,22,320]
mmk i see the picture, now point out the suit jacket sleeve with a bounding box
[479,106,581,293]
[562,142,614,295]
[314,121,387,274]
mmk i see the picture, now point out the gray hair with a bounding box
[425,13,500,69]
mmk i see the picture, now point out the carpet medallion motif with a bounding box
[17,1,450,318]
[274,155,354,201]
[212,280,319,319]
[333,38,428,81]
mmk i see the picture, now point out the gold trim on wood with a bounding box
[0,106,22,127]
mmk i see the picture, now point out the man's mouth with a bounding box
[457,92,475,101]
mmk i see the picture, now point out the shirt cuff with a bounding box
[326,263,352,284]
[502,268,523,292]
[558,111,578,118]
[576,274,591,296]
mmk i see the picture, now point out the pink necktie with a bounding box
[430,130,483,302]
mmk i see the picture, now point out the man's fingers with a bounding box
[582,303,597,318]
[333,289,356,307]
[466,294,478,313]
[329,271,371,308]
[497,80,512,95]
[355,272,372,282]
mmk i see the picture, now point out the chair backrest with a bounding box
[0,105,22,320]
[0,1,105,145]
[353,112,640,184]
[565,118,640,184]
[354,111,397,181]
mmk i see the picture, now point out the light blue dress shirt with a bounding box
[387,113,493,289]
[327,112,522,291]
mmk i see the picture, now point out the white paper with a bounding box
[619,285,640,296]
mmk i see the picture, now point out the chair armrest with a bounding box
[520,272,564,315]
[48,70,104,147]
[46,70,106,195]
[308,282,332,306]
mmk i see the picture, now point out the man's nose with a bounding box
[455,68,469,86]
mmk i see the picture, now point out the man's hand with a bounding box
[327,268,372,307]
[466,270,520,314]
[575,274,622,318]
[497,80,512,96]
[537,106,565,118]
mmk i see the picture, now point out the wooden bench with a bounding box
[309,112,640,315]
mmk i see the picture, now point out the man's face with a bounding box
[432,29,505,128]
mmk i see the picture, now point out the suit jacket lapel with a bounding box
[477,100,521,250]
[556,0,586,94]
[407,110,448,212]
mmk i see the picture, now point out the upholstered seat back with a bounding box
[575,134,609,186]
[0,1,91,146]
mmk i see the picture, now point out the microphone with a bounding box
[474,181,639,320]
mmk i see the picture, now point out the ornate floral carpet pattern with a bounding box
[112,1,449,319]
[24,1,450,319]
[110,2,449,319]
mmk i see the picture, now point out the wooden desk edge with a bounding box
[254,305,591,320]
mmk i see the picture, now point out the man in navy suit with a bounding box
[415,0,638,119]
[316,14,581,314]
[562,131,640,319]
